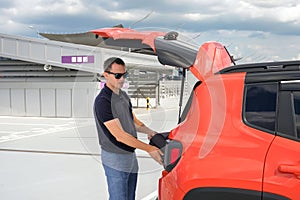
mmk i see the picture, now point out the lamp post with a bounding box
[28,26,40,38]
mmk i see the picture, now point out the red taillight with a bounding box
[164,140,182,172]
[170,148,181,164]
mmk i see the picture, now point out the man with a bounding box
[94,57,163,200]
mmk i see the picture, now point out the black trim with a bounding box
[163,140,183,172]
[245,71,300,84]
[277,91,297,138]
[178,68,187,124]
[179,81,201,123]
[219,60,300,74]
[183,187,290,200]
[263,192,291,200]
[103,38,154,52]
[281,82,300,91]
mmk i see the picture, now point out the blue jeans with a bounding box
[101,150,139,200]
[103,164,138,200]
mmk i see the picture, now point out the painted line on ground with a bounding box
[141,190,158,200]
[0,148,153,159]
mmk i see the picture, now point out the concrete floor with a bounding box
[0,100,180,200]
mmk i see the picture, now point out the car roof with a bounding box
[219,60,300,74]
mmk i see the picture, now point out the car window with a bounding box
[277,82,300,139]
[178,81,201,123]
[244,83,278,133]
[292,92,300,138]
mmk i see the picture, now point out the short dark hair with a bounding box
[104,57,125,72]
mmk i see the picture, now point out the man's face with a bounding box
[104,63,126,90]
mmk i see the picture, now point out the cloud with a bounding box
[248,31,269,39]
[1,0,300,35]
[0,0,299,62]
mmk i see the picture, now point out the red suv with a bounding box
[91,27,300,200]
[156,41,300,200]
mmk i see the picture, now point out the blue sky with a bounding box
[1,0,300,63]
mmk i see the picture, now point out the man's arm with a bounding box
[133,113,157,139]
[104,118,163,165]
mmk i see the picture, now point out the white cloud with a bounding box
[275,5,300,24]
[0,0,299,62]
[182,13,213,21]
[109,11,137,21]
[247,0,297,8]
[6,0,86,18]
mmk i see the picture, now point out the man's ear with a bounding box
[103,72,108,78]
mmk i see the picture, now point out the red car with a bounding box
[91,27,300,200]
[156,42,300,200]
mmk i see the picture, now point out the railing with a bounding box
[159,80,188,99]
[0,32,163,74]
[128,80,188,108]
[129,83,158,108]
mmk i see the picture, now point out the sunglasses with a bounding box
[105,71,128,79]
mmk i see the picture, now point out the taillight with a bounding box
[164,140,183,172]
[170,148,181,163]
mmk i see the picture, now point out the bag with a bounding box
[149,132,169,149]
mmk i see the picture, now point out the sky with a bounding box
[1,0,300,64]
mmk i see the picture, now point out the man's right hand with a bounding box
[147,145,164,165]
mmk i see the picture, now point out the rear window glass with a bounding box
[293,92,300,137]
[244,83,277,132]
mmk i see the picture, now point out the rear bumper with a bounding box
[158,170,185,200]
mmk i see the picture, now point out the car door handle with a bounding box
[278,164,300,178]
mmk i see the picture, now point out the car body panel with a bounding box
[264,136,300,199]
[159,74,277,199]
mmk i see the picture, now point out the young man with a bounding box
[94,57,163,200]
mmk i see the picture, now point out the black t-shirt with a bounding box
[94,84,137,154]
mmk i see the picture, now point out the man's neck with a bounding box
[106,83,120,95]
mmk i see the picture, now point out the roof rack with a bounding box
[219,60,300,74]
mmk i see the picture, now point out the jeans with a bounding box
[103,164,138,200]
[101,150,139,200]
